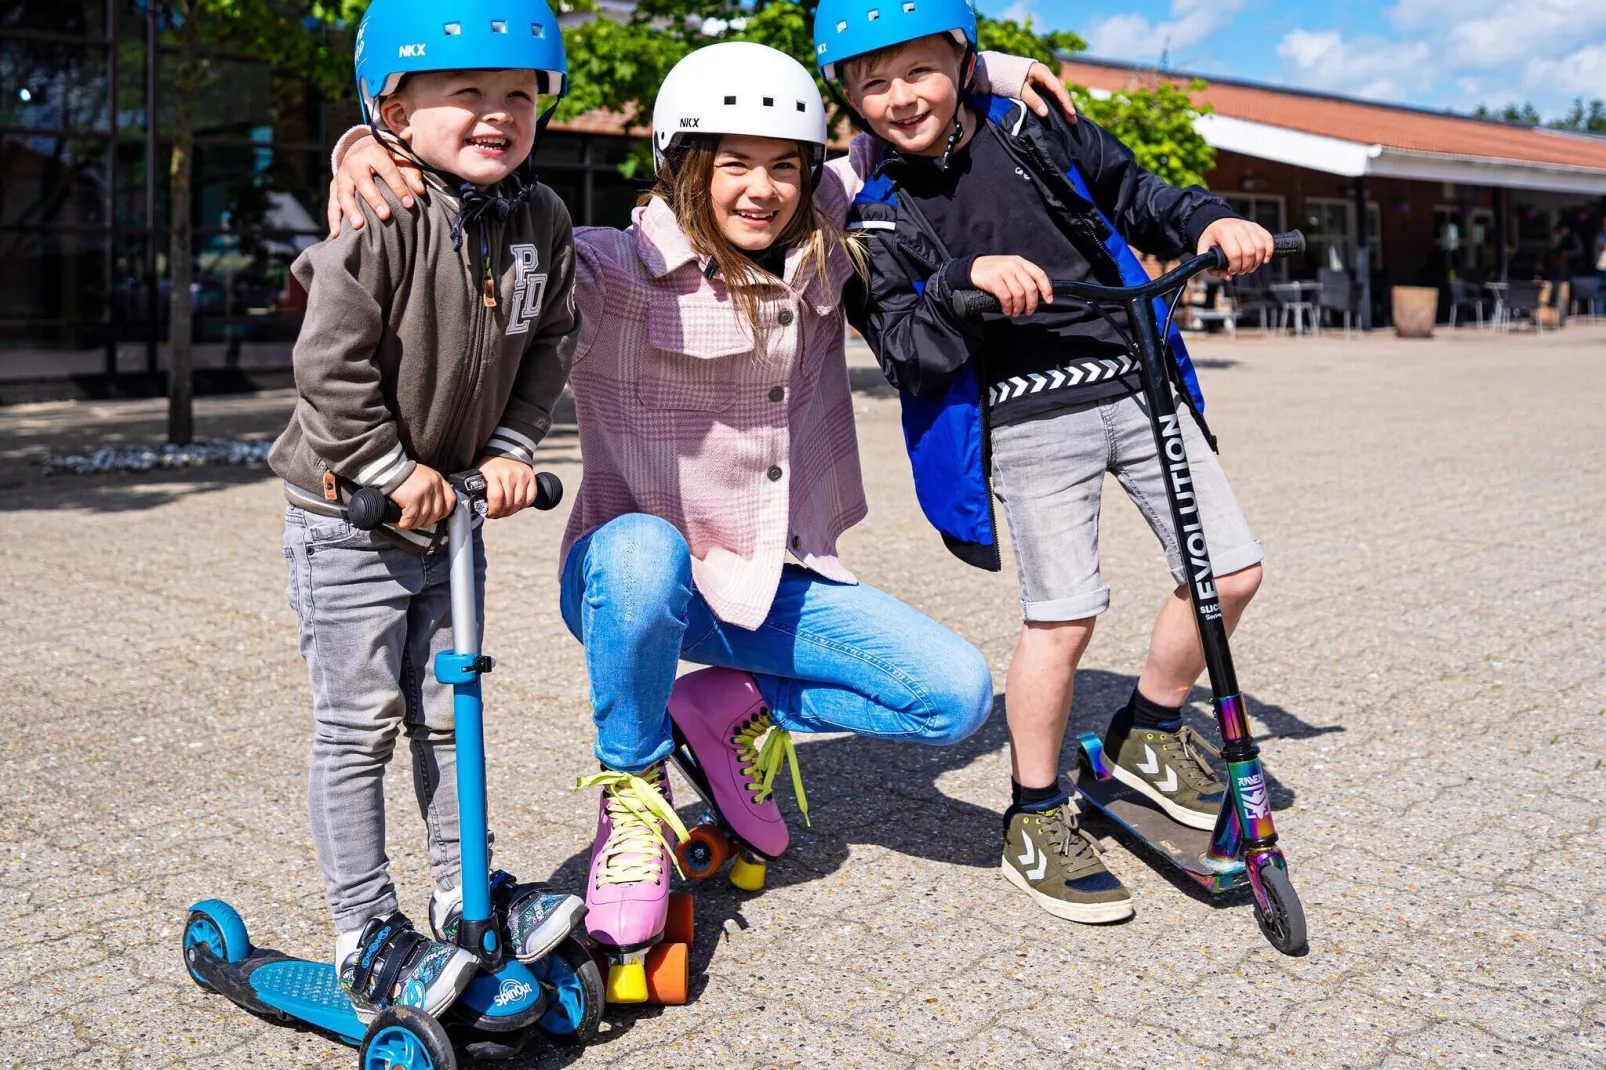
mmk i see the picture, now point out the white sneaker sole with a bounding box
[1000,855,1135,924]
[1110,764,1221,831]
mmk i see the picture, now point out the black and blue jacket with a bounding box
[846,96,1237,571]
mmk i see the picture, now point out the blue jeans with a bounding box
[559,513,995,772]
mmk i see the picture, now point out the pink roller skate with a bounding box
[575,764,694,1005]
[668,668,809,893]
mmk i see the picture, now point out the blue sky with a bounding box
[981,0,1606,117]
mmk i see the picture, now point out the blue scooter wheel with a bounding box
[531,935,604,1042]
[183,900,250,989]
[360,1005,456,1070]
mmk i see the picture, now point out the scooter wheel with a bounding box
[360,1005,456,1070]
[532,936,604,1043]
[1253,863,1308,956]
[182,900,250,989]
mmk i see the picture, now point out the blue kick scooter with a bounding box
[183,470,602,1069]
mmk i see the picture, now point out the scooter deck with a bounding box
[1073,773,1249,894]
[193,948,367,1045]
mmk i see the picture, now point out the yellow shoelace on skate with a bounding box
[735,712,810,827]
[576,768,690,886]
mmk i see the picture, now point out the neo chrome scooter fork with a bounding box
[951,230,1309,954]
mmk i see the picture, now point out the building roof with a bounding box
[1058,57,1606,193]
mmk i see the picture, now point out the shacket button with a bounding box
[790,534,802,550]
[769,386,786,402]
[777,309,794,326]
[767,465,783,482]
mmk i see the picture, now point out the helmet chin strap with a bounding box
[935,111,965,172]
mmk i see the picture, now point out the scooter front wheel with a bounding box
[1252,863,1308,955]
[533,936,604,1043]
[182,900,250,989]
[360,1005,456,1070]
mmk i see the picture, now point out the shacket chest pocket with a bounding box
[637,299,767,413]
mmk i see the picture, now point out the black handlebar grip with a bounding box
[949,289,1004,320]
[347,485,401,530]
[1270,230,1306,261]
[534,471,563,511]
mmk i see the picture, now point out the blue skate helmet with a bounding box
[813,0,977,83]
[355,0,567,123]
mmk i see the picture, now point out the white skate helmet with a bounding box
[651,42,829,171]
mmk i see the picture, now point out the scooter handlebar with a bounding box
[948,229,1307,319]
[346,470,564,531]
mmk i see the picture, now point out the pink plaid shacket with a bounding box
[563,148,875,630]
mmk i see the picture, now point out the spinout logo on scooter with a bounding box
[1158,413,1219,611]
[493,977,534,1009]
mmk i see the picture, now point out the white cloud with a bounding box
[994,0,1038,25]
[1086,0,1247,67]
[1275,28,1434,100]
[1523,43,1606,98]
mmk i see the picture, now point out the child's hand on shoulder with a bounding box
[476,456,537,519]
[1197,219,1276,278]
[391,464,454,529]
[970,255,1054,317]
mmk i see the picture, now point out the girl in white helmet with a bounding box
[329,40,1072,1001]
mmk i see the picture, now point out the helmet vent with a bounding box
[724,95,737,105]
[796,101,806,112]
[444,21,462,35]
[762,96,774,107]
[531,22,545,36]
[836,19,848,31]
[868,9,880,20]
[903,1,916,10]
[491,20,507,33]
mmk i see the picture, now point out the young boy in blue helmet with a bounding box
[267,0,584,1020]
[817,0,1276,922]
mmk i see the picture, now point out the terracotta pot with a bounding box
[1391,286,1437,338]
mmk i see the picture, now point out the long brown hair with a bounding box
[641,135,865,347]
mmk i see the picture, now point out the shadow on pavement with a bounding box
[507,667,1339,1055]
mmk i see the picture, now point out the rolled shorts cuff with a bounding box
[1168,539,1265,589]
[1022,584,1111,623]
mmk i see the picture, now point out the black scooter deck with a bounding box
[1074,774,1249,893]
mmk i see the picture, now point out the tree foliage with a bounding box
[555,0,1212,186]
[1474,97,1606,135]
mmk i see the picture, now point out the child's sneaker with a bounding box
[429,873,587,965]
[576,763,688,952]
[337,912,477,1023]
[668,667,807,859]
[1103,718,1227,831]
[1001,800,1134,923]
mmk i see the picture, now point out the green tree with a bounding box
[146,0,362,445]
[1550,97,1606,135]
[556,1,1211,187]
[1473,102,1544,126]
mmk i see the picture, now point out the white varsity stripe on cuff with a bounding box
[484,436,535,466]
[491,425,539,456]
[356,442,409,486]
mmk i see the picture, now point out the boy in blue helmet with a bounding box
[266,0,584,1020]
[818,0,1275,922]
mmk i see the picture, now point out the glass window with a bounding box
[1303,198,1382,274]
[0,132,108,227]
[0,1,105,39]
[0,227,108,347]
[0,39,108,130]
[156,56,273,137]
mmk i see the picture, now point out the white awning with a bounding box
[1195,113,1606,195]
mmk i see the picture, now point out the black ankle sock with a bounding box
[1010,778,1067,812]
[1129,688,1184,733]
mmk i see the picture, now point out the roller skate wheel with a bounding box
[728,854,767,892]
[605,960,648,1004]
[676,824,732,881]
[645,942,689,1005]
[665,892,695,944]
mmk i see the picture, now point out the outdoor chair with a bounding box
[1271,282,1316,336]
[1228,271,1274,332]
[1316,268,1357,337]
[1569,275,1601,321]
[1448,276,1486,328]
[1501,281,1545,332]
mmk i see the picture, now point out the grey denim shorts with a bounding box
[989,391,1263,622]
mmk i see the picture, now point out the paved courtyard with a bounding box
[2,324,1603,1069]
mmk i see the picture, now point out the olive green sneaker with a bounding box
[1104,721,1227,831]
[1001,802,1134,924]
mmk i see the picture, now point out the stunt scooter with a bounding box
[182,470,604,1068]
[950,231,1310,956]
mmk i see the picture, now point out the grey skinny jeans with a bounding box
[282,506,484,932]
